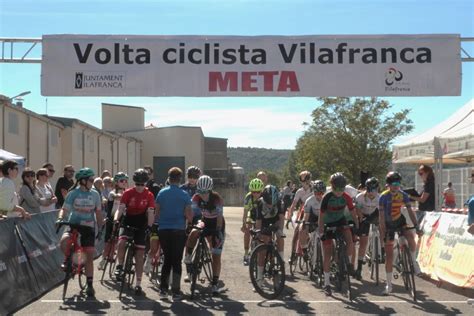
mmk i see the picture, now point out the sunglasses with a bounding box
[251,191,261,194]
[135,183,145,186]
[390,182,401,186]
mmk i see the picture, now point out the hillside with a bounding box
[227,147,292,175]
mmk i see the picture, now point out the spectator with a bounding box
[102,176,113,201]
[443,182,456,209]
[18,168,43,214]
[155,167,193,299]
[180,166,202,199]
[144,165,161,198]
[36,168,57,212]
[101,170,112,179]
[466,196,474,235]
[282,180,293,212]
[54,165,75,208]
[42,162,56,181]
[0,160,31,219]
[93,177,107,209]
[409,164,435,215]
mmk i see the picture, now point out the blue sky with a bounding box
[0,0,473,149]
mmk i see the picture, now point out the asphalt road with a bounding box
[17,207,474,315]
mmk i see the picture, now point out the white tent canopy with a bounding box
[0,149,26,168]
[392,99,474,211]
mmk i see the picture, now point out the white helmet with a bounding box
[197,175,213,193]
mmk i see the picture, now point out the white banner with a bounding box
[41,34,461,97]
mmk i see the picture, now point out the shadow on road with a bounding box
[59,294,111,314]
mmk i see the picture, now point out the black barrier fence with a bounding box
[0,211,104,315]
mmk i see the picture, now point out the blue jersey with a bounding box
[379,189,410,224]
[465,196,474,225]
[64,188,101,228]
[156,184,192,230]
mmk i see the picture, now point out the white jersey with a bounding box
[293,187,313,207]
[355,192,380,215]
[304,195,321,217]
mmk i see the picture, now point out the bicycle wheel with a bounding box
[298,255,309,275]
[249,243,285,300]
[201,240,214,283]
[119,244,134,298]
[62,256,73,301]
[402,248,417,302]
[108,255,117,280]
[78,264,87,291]
[190,243,202,299]
[308,239,315,280]
[342,252,352,301]
[289,253,297,276]
[373,237,379,286]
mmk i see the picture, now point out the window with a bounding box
[8,112,19,135]
[49,127,59,147]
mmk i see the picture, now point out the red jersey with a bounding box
[120,187,155,216]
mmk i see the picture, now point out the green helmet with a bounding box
[249,178,264,192]
[75,168,95,181]
[113,172,129,183]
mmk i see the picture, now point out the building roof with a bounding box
[0,97,63,129]
[102,102,146,111]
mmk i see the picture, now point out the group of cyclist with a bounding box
[57,165,226,299]
[242,169,423,297]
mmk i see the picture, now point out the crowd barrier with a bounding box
[418,211,474,289]
[0,211,104,315]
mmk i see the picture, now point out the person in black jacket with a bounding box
[144,165,160,198]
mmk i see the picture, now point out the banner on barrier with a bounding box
[41,34,461,97]
[418,212,474,288]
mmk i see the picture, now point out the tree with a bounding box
[290,97,413,186]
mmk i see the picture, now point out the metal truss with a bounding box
[1,37,473,63]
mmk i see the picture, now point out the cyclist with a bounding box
[114,169,155,296]
[184,175,226,296]
[379,171,422,295]
[181,166,202,200]
[354,177,381,280]
[299,180,326,258]
[319,172,358,296]
[287,170,313,265]
[99,172,128,271]
[254,184,285,285]
[57,168,103,297]
[241,178,265,266]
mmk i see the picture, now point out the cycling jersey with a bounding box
[379,189,410,224]
[293,187,313,207]
[192,192,224,228]
[64,188,101,228]
[320,191,354,225]
[355,192,380,216]
[304,195,321,217]
[180,183,197,199]
[121,187,155,228]
[243,192,259,223]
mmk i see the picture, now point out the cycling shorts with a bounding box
[63,226,95,251]
[200,225,225,255]
[358,209,379,237]
[322,217,349,245]
[119,225,147,249]
[385,214,408,242]
[304,214,319,233]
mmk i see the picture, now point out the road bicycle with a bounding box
[188,224,214,299]
[249,224,286,299]
[392,226,418,302]
[366,222,382,286]
[117,225,138,299]
[100,219,119,282]
[56,222,88,300]
[307,223,323,287]
[324,224,353,301]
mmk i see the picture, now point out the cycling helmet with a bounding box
[330,172,347,189]
[113,172,129,183]
[197,175,213,192]
[365,177,379,192]
[313,180,326,193]
[187,166,202,179]
[132,168,149,183]
[262,185,279,206]
[249,178,264,192]
[75,168,95,181]
[386,171,402,185]
[299,170,312,182]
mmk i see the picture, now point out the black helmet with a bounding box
[133,168,149,183]
[262,185,279,206]
[187,166,202,178]
[365,177,379,192]
[313,180,326,193]
[330,172,347,189]
[386,171,402,185]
